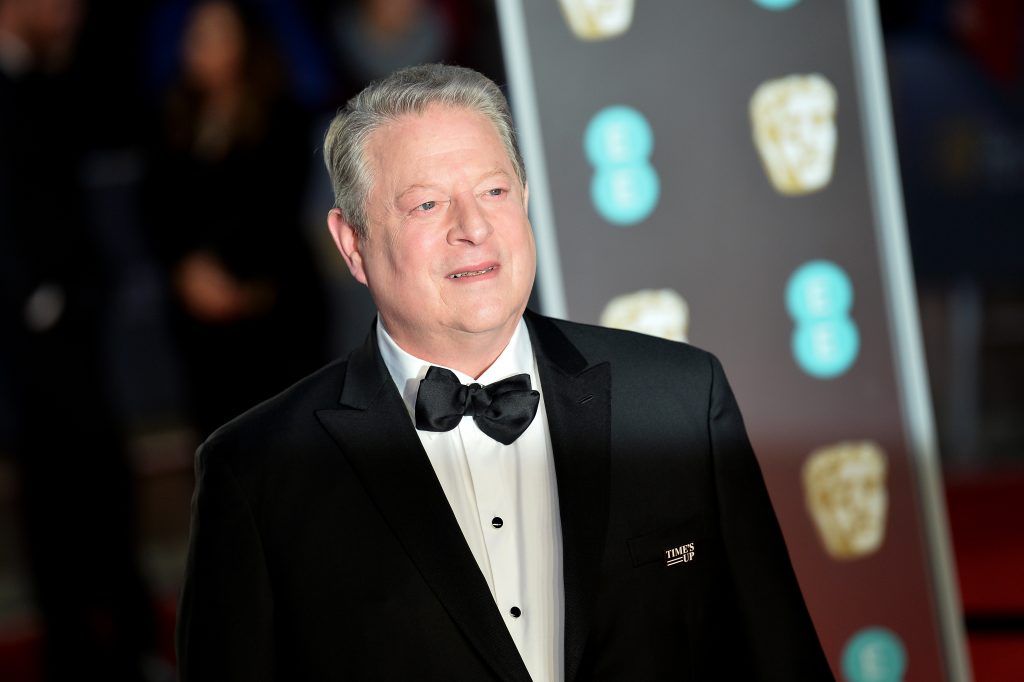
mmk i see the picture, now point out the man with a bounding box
[177,64,833,681]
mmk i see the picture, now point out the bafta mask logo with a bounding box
[803,441,887,560]
[750,74,838,195]
[558,0,635,41]
[599,289,689,342]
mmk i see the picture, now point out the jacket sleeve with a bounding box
[708,354,834,681]
[177,439,275,681]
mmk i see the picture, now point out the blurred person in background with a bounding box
[147,0,328,439]
[0,0,158,679]
[332,0,453,86]
[312,0,505,106]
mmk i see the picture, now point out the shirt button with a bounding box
[510,606,522,618]
[491,516,503,529]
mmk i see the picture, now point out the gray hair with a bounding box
[323,63,526,239]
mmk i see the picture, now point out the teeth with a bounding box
[450,266,495,279]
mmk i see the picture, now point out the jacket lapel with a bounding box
[315,326,532,682]
[526,312,612,682]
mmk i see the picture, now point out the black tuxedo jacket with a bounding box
[177,311,833,681]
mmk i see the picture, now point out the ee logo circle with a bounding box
[786,260,859,379]
[584,105,660,226]
[754,0,801,10]
[842,627,907,682]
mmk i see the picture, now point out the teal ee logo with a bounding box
[584,105,660,226]
[786,260,859,378]
[842,627,907,682]
[754,0,801,10]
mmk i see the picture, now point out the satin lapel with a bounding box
[315,328,531,682]
[526,312,612,682]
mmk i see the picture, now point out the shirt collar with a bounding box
[377,317,537,421]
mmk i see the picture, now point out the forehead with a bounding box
[365,104,514,187]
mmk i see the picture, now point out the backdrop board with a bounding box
[496,1,970,679]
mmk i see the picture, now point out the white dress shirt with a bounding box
[377,318,564,682]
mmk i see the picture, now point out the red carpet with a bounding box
[946,469,1024,679]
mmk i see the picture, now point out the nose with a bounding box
[447,193,493,246]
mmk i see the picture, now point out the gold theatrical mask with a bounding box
[803,441,888,560]
[750,74,838,195]
[558,0,635,41]
[599,289,689,342]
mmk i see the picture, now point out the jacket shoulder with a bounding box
[541,314,716,371]
[199,357,348,472]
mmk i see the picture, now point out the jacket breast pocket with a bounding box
[626,514,708,569]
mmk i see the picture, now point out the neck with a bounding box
[380,315,522,380]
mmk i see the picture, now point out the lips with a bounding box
[447,263,498,279]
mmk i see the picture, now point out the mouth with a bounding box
[447,265,497,280]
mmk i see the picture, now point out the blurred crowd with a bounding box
[883,0,1024,466]
[0,0,503,679]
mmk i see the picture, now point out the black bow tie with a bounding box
[414,366,540,445]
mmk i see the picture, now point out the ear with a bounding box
[523,182,530,212]
[327,208,368,286]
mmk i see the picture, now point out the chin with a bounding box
[452,301,523,335]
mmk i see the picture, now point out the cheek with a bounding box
[516,226,538,275]
[501,208,535,250]
[383,234,446,296]
[376,228,419,271]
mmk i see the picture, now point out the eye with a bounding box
[485,188,506,197]
[417,200,437,212]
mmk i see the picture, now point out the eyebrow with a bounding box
[394,169,513,203]
[477,168,512,183]
[395,184,437,204]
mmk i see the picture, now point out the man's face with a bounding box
[336,104,536,350]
